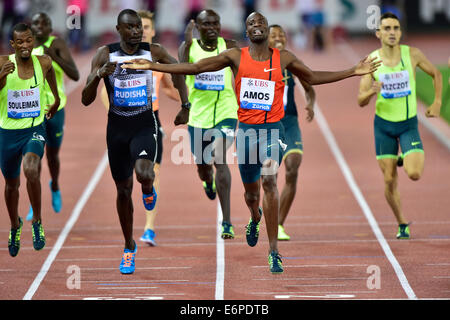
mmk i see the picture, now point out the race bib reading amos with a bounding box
[240,77,275,111]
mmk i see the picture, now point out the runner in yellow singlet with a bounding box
[358,13,442,239]
[0,23,60,257]
[178,10,239,239]
[25,12,79,219]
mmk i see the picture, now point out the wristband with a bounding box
[181,102,191,110]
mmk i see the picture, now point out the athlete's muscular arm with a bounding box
[299,78,316,122]
[121,48,239,76]
[283,50,380,85]
[82,46,116,106]
[358,74,382,107]
[411,47,442,117]
[0,56,15,91]
[45,37,80,81]
[39,55,60,119]
[160,73,181,102]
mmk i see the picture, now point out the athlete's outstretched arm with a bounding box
[284,50,380,85]
[151,43,190,125]
[412,47,442,117]
[121,49,236,75]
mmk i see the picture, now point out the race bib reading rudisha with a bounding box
[113,76,148,107]
[7,87,41,119]
[240,77,275,111]
[380,70,411,99]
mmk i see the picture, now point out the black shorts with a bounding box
[107,110,158,181]
[154,110,163,165]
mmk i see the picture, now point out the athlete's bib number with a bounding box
[380,70,411,99]
[113,76,148,107]
[194,70,225,91]
[240,77,275,111]
[7,87,41,119]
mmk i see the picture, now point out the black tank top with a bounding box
[105,42,153,117]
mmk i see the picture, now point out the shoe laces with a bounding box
[122,252,135,267]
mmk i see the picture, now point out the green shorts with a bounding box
[374,115,424,160]
[44,108,65,148]
[280,115,303,160]
[188,118,237,165]
[0,124,46,179]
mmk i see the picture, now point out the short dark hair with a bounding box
[380,12,400,24]
[117,9,139,25]
[32,12,52,27]
[11,23,32,40]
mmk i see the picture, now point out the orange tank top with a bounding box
[152,71,163,111]
[235,47,285,124]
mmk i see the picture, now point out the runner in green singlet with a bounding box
[0,23,60,257]
[25,12,79,218]
[178,10,239,239]
[358,13,442,239]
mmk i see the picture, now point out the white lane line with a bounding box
[309,95,417,300]
[23,151,109,300]
[215,201,225,300]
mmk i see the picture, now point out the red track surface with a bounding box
[0,35,449,301]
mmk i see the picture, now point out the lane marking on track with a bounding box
[298,84,417,300]
[275,294,355,299]
[215,201,225,300]
[23,151,109,300]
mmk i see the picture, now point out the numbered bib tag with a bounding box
[240,77,275,112]
[7,87,41,119]
[380,70,411,99]
[113,76,148,107]
[194,69,225,91]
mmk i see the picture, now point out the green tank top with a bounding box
[32,36,67,111]
[186,37,238,128]
[0,54,46,129]
[371,45,417,122]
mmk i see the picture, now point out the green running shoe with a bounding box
[202,178,216,200]
[221,222,235,239]
[32,220,46,250]
[268,251,283,274]
[246,207,262,247]
[8,217,23,257]
[396,224,410,239]
[278,225,290,241]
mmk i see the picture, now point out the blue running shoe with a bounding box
[50,181,62,213]
[26,205,33,221]
[142,186,157,211]
[120,242,137,274]
[8,217,23,257]
[140,229,156,246]
[246,207,262,247]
